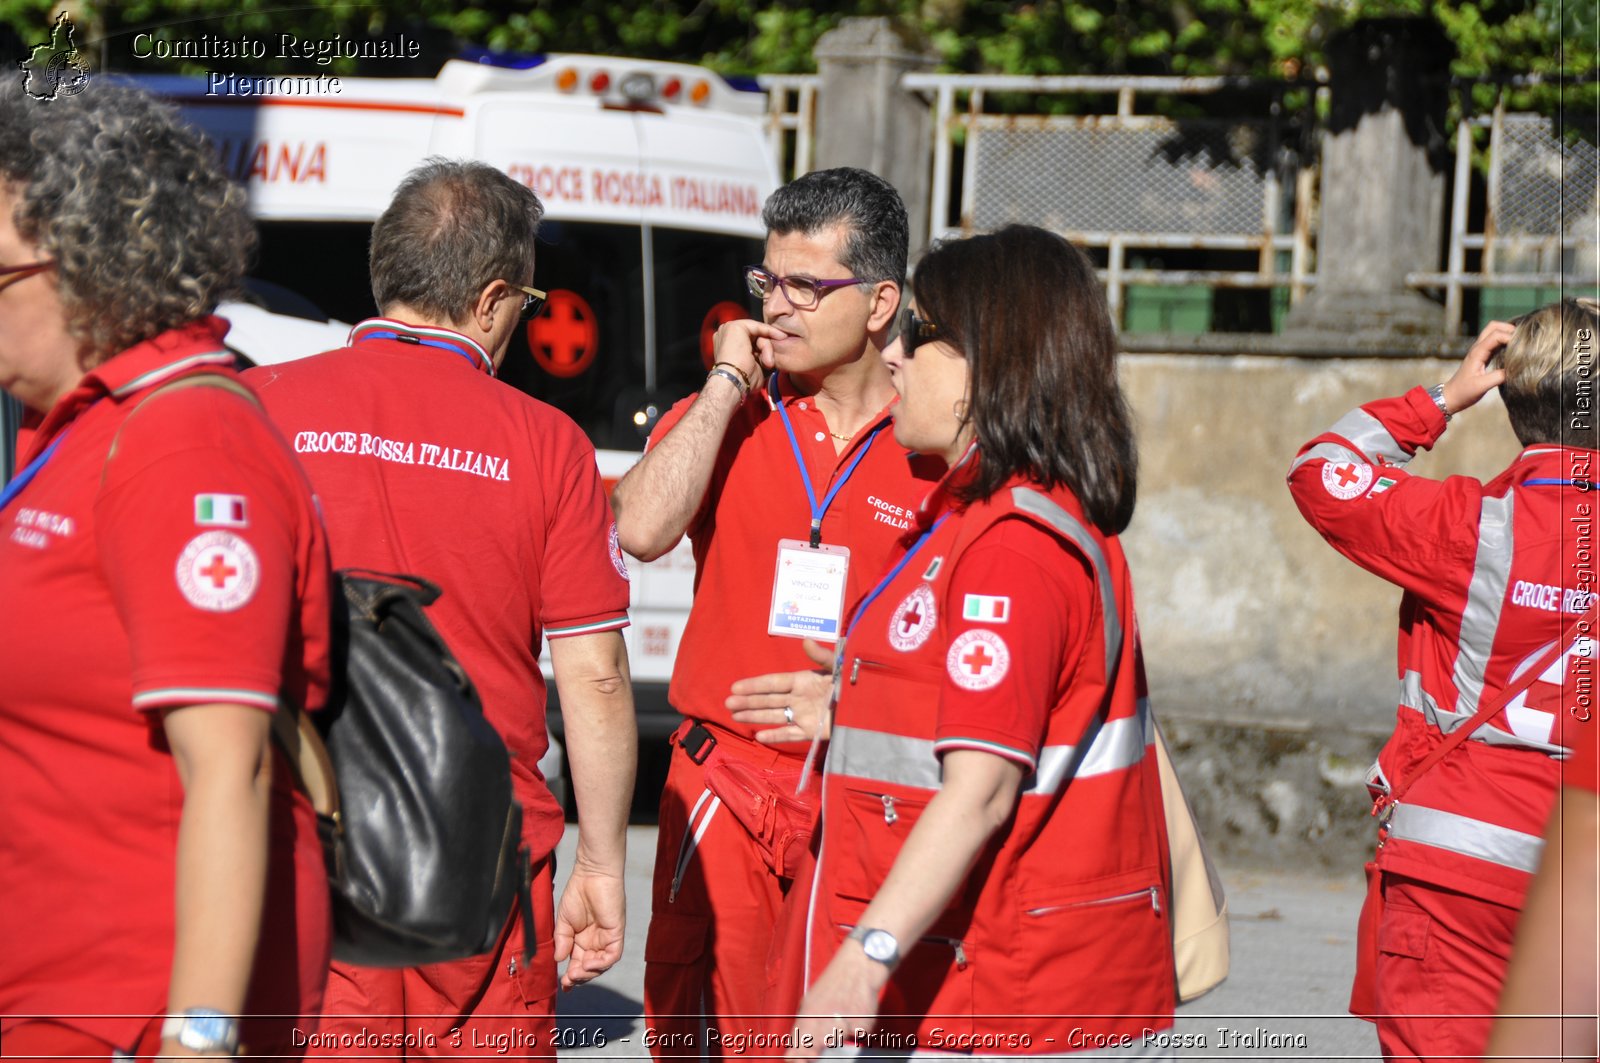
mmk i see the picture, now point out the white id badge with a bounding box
[768,539,851,640]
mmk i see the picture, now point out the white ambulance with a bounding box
[131,54,781,776]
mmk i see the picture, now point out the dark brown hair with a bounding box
[912,225,1137,534]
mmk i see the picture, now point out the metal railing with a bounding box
[758,74,818,182]
[759,71,1598,335]
[909,74,1320,329]
[1411,93,1599,336]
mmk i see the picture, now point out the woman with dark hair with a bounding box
[730,224,1175,1058]
[0,81,333,1059]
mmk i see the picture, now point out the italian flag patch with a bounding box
[963,594,1010,623]
[194,493,248,527]
[1366,476,1398,498]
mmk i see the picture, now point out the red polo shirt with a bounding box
[0,318,334,1048]
[245,319,630,860]
[653,374,944,746]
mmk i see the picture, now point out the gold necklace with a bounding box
[828,430,853,443]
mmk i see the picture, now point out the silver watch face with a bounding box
[861,928,898,963]
[178,1013,238,1053]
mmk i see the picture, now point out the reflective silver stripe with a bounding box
[1289,407,1412,474]
[829,725,942,790]
[1398,670,1567,755]
[831,712,1148,796]
[1329,407,1409,464]
[1388,803,1544,874]
[1288,440,1366,474]
[1024,708,1149,795]
[1452,493,1516,716]
[1011,487,1121,679]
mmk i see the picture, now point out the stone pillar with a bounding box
[813,18,937,255]
[1284,18,1454,341]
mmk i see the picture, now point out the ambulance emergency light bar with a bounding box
[454,51,765,116]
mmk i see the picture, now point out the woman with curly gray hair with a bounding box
[0,80,335,1059]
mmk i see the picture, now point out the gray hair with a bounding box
[370,159,544,324]
[0,80,254,364]
[761,167,908,286]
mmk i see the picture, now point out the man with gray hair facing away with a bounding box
[247,159,636,1055]
[613,167,943,1056]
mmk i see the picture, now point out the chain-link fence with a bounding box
[763,72,1596,336]
[904,74,1311,332]
[970,120,1276,236]
[1415,99,1599,336]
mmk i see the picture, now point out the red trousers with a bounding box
[644,722,812,1059]
[307,859,557,1059]
[1373,873,1521,1062]
[3,1020,162,1063]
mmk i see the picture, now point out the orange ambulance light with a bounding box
[689,79,712,105]
[556,67,579,92]
[661,77,682,101]
[589,70,611,94]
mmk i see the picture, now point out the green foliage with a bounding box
[0,0,1589,85]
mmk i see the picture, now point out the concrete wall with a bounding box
[1119,345,1524,865]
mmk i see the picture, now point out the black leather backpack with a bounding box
[274,571,532,968]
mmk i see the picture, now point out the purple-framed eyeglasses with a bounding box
[744,264,867,310]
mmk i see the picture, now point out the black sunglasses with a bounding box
[510,283,547,321]
[899,306,941,356]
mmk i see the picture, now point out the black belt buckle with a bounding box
[681,722,717,765]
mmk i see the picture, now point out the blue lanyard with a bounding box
[1525,479,1591,488]
[0,430,71,513]
[843,513,952,643]
[770,372,885,547]
[360,331,491,376]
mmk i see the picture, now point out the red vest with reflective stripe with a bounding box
[1289,391,1598,909]
[809,482,1175,1048]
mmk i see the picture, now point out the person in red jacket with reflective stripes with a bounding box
[1288,299,1600,1061]
[734,226,1174,1059]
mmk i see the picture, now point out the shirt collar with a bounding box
[349,317,495,376]
[1509,444,1599,483]
[28,317,236,449]
[915,441,981,526]
[84,316,236,399]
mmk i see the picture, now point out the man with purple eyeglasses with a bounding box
[613,167,944,1058]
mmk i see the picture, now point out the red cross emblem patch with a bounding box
[1321,460,1373,500]
[946,629,1010,690]
[608,522,631,582]
[175,530,260,613]
[889,584,938,652]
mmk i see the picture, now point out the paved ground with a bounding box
[550,826,1380,1060]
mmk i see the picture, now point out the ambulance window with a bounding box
[651,228,764,409]
[496,221,646,451]
[255,222,377,326]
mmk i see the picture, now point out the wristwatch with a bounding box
[161,1009,240,1055]
[1426,383,1452,423]
[847,925,901,967]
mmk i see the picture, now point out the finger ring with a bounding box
[783,706,796,725]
